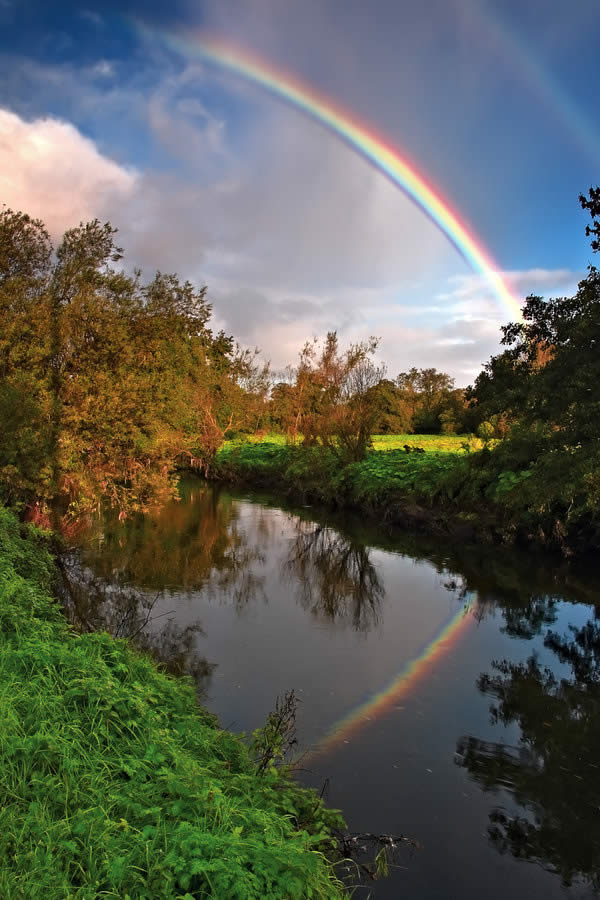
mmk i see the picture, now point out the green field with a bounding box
[215,434,475,512]
[371,434,470,452]
[225,432,472,453]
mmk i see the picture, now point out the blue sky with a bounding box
[1,0,598,382]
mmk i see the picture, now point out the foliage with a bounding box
[0,505,345,898]
[268,363,468,440]
[468,189,600,444]
[395,367,467,433]
[0,208,269,520]
[214,437,470,512]
[272,332,385,463]
[214,424,600,554]
[250,690,299,776]
[579,185,600,252]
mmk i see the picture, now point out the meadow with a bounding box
[214,433,475,513]
[225,433,472,453]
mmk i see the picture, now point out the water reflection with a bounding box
[457,613,600,891]
[284,522,384,631]
[58,553,215,694]
[79,483,267,603]
[63,482,600,898]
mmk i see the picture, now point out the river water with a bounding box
[65,480,600,898]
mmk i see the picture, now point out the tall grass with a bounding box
[0,507,344,898]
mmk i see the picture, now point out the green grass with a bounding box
[371,434,468,452]
[225,432,470,453]
[0,507,345,899]
[214,437,470,509]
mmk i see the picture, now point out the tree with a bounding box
[579,185,600,252]
[368,379,414,434]
[0,207,270,521]
[395,367,463,433]
[269,380,297,433]
[286,332,385,462]
[468,188,600,448]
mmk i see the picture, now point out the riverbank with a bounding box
[211,439,600,558]
[0,506,344,898]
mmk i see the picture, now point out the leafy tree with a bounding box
[285,332,385,462]
[579,185,600,252]
[469,187,600,448]
[0,207,269,521]
[269,380,297,433]
[368,379,414,433]
[395,367,465,433]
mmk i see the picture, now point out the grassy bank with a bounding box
[0,507,344,898]
[212,435,600,556]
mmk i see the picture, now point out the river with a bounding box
[63,479,600,898]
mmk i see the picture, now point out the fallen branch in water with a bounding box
[333,828,421,882]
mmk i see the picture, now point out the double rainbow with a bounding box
[162,30,521,322]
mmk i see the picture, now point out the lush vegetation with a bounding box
[0,210,270,522]
[0,206,470,526]
[0,506,345,898]
[214,413,599,554]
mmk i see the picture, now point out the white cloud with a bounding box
[0,108,137,238]
[436,268,582,322]
[79,9,103,28]
[145,64,230,164]
[89,60,114,79]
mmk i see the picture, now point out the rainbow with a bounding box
[471,3,598,166]
[158,30,522,321]
[304,602,474,762]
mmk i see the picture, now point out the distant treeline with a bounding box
[270,364,471,437]
[1,186,600,544]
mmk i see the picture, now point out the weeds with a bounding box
[0,507,345,898]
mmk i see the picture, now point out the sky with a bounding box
[1,0,598,384]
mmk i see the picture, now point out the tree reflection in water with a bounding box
[456,608,600,891]
[284,522,384,632]
[75,482,270,609]
[58,551,216,695]
[77,482,266,599]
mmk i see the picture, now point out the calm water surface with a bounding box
[66,480,600,898]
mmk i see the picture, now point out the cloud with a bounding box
[365,315,505,385]
[2,103,582,385]
[79,9,104,27]
[0,108,137,237]
[89,60,114,78]
[145,64,230,164]
[436,268,583,322]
